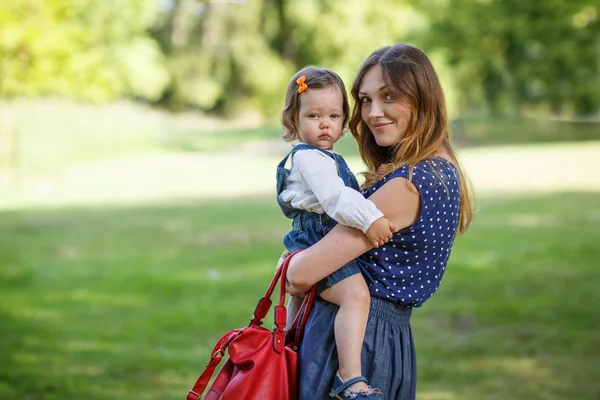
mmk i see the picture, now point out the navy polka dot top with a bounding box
[358,157,460,307]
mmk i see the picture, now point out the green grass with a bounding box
[161,125,283,152]
[0,191,599,399]
[0,100,279,176]
[2,99,599,180]
[452,117,600,147]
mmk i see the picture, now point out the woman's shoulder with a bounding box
[382,156,460,208]
[385,156,458,183]
[417,157,458,180]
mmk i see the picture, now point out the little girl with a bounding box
[276,66,394,399]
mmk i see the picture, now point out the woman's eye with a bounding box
[360,97,371,104]
[384,93,395,101]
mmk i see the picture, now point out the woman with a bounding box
[285,44,475,399]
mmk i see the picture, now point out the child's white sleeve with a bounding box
[295,150,384,233]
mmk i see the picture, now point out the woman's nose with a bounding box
[369,101,384,118]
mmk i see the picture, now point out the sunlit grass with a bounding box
[0,191,599,399]
[1,141,600,211]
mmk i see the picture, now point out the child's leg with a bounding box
[320,274,371,392]
[285,295,304,331]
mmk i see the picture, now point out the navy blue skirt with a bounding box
[299,297,416,400]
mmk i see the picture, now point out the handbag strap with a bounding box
[287,283,317,347]
[272,250,304,351]
[251,250,303,330]
[186,328,242,400]
[277,250,317,347]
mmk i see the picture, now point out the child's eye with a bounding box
[308,113,319,118]
[330,114,341,119]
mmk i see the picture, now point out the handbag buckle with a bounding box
[186,390,200,400]
[212,347,224,358]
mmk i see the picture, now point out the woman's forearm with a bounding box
[286,251,316,293]
[287,176,420,293]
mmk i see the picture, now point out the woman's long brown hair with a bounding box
[349,44,474,234]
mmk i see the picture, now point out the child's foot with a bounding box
[329,374,383,399]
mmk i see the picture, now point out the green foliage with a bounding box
[0,0,169,101]
[284,1,424,94]
[0,0,598,118]
[411,0,600,116]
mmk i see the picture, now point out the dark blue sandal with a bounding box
[329,374,383,399]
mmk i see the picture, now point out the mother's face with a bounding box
[358,64,411,147]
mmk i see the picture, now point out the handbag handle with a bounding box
[186,251,316,400]
[250,249,303,328]
[272,250,309,352]
[286,281,317,348]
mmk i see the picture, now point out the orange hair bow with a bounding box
[296,75,308,94]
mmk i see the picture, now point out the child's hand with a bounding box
[366,217,397,248]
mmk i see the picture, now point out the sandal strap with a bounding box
[329,376,368,397]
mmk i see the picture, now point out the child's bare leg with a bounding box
[320,274,371,392]
[285,295,304,331]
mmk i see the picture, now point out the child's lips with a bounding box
[319,133,331,139]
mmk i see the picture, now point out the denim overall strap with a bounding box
[276,143,331,168]
[276,144,339,219]
[331,153,360,191]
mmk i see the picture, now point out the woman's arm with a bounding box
[287,177,421,292]
[293,151,383,233]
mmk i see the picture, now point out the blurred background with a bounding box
[0,1,599,399]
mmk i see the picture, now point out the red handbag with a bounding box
[186,251,316,400]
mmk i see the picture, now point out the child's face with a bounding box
[296,86,344,150]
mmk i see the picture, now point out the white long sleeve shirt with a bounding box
[279,148,384,233]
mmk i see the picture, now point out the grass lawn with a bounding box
[0,190,599,399]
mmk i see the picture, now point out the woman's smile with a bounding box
[372,121,394,131]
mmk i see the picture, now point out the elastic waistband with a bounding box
[369,297,412,325]
[292,212,332,231]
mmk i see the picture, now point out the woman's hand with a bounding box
[275,249,308,296]
[285,279,307,297]
[275,249,290,272]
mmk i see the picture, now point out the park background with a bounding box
[0,0,599,399]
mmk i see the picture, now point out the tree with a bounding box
[0,0,169,102]
[411,0,600,116]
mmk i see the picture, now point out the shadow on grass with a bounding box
[0,192,599,399]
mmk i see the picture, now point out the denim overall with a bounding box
[276,143,362,294]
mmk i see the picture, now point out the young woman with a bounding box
[285,44,475,399]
